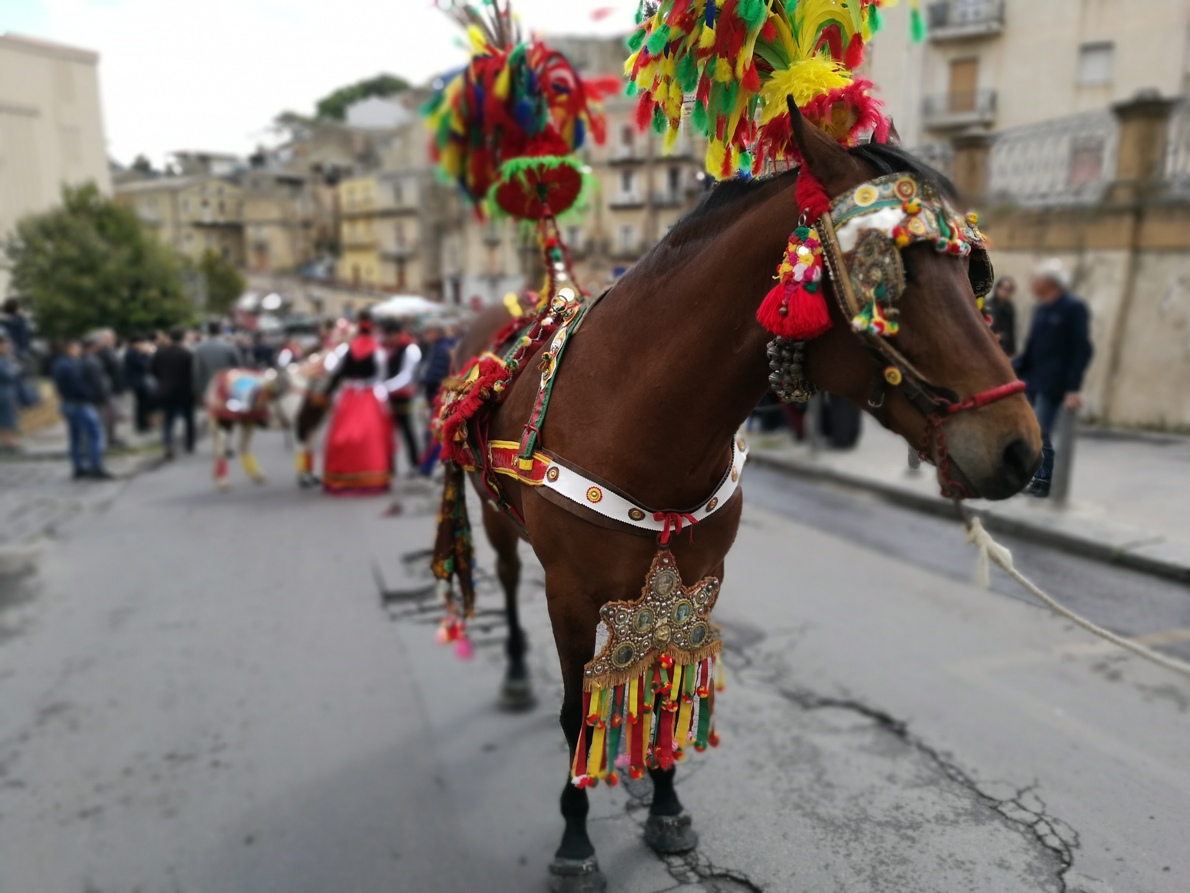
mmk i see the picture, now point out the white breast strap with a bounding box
[540,437,748,532]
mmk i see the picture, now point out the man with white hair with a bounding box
[1012,259,1094,498]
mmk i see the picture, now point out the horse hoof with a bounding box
[499,676,536,712]
[644,812,698,854]
[548,856,606,893]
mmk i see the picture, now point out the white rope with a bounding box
[965,517,1190,679]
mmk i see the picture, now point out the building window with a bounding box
[218,201,225,215]
[620,170,635,196]
[394,181,404,205]
[620,124,635,147]
[396,259,407,290]
[395,222,405,247]
[618,224,636,253]
[566,226,581,248]
[668,167,681,196]
[1077,42,1114,86]
[181,199,190,213]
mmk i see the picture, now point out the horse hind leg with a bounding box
[481,503,534,711]
[238,424,265,484]
[213,422,231,491]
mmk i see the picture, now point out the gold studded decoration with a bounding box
[572,548,723,786]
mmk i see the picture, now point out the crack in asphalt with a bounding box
[776,686,1079,893]
[620,776,765,893]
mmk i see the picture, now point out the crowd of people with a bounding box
[0,302,459,490]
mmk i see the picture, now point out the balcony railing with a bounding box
[922,89,997,129]
[651,191,686,208]
[927,0,1004,39]
[381,245,418,260]
[610,193,645,209]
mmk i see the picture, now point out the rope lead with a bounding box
[963,516,1190,679]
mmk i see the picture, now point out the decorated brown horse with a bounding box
[435,118,1042,890]
[203,368,285,491]
[421,3,1042,890]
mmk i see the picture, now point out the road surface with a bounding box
[1,436,1187,892]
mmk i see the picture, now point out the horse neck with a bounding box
[590,179,800,503]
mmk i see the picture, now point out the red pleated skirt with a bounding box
[322,386,393,496]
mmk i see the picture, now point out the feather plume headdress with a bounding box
[626,0,921,180]
[423,1,619,219]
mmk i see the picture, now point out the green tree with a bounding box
[2,183,193,339]
[314,74,409,121]
[197,249,245,316]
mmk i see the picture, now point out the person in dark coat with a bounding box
[1,299,32,362]
[51,341,110,479]
[985,276,1018,357]
[1012,260,1094,498]
[123,335,156,433]
[0,332,20,452]
[150,328,195,458]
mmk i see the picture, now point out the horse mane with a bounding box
[659,142,959,252]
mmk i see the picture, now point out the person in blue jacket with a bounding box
[50,341,112,480]
[1012,260,1094,498]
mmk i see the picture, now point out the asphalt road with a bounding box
[0,434,1187,893]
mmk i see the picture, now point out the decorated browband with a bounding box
[758,172,994,343]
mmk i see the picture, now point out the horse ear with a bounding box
[787,97,865,193]
[885,117,902,147]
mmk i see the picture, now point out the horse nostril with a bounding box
[1001,437,1038,491]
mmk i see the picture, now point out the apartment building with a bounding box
[0,33,111,298]
[241,168,314,274]
[869,0,1190,148]
[116,174,245,265]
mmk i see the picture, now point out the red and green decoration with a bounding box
[424,1,618,220]
[625,0,925,180]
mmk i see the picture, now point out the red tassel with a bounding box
[844,33,865,70]
[756,282,832,341]
[634,93,653,132]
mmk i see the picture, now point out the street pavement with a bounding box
[0,430,1188,893]
[750,419,1190,582]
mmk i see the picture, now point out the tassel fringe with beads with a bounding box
[570,652,724,788]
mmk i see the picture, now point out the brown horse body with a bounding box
[454,121,1042,889]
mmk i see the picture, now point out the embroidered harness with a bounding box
[452,292,747,538]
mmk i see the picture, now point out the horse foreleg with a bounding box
[482,503,533,711]
[238,424,265,484]
[212,423,230,491]
[552,657,604,892]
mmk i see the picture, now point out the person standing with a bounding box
[92,330,128,448]
[320,311,393,495]
[0,332,21,453]
[985,277,1018,357]
[123,335,156,433]
[192,321,243,404]
[51,341,110,479]
[1012,259,1094,498]
[416,322,454,476]
[1,299,31,363]
[151,328,195,459]
[381,319,422,473]
[81,335,114,450]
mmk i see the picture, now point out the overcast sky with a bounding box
[3,0,638,167]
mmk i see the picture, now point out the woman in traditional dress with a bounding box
[321,311,394,495]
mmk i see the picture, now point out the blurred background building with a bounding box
[4,13,1190,430]
[0,33,111,297]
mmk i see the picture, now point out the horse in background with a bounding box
[203,368,286,491]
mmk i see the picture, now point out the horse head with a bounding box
[789,112,1041,500]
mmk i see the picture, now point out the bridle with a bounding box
[771,168,1025,499]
